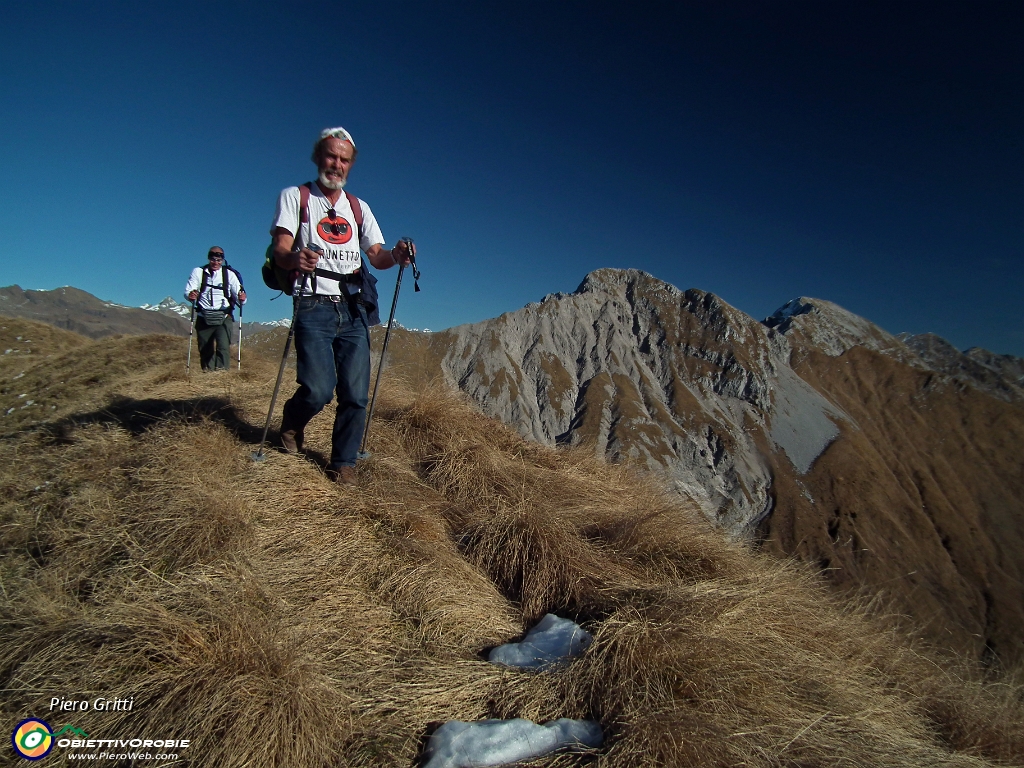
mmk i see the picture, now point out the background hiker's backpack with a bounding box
[224,263,244,291]
[198,264,239,311]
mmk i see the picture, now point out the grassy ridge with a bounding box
[1,319,1022,767]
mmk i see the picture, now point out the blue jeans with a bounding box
[282,297,370,470]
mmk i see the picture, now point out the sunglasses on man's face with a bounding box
[209,254,224,260]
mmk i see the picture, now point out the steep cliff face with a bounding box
[432,270,843,537]
[414,270,1024,663]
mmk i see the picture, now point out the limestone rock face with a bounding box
[434,270,843,537]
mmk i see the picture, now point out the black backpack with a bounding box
[198,264,241,310]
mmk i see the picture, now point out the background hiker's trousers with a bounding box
[196,316,234,371]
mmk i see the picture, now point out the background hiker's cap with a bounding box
[319,126,356,149]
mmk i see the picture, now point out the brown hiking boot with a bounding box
[327,466,358,486]
[279,428,303,454]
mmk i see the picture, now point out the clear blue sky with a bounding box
[2,2,1021,354]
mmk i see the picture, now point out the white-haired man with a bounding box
[270,127,414,486]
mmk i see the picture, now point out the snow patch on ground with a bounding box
[422,718,603,768]
[423,616,602,766]
[488,614,593,669]
[769,365,845,474]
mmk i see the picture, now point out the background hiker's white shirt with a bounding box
[184,267,243,311]
[272,185,385,297]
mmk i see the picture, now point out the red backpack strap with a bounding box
[299,183,311,224]
[299,183,316,295]
[345,191,363,243]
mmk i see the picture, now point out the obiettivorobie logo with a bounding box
[12,719,87,760]
[11,719,190,761]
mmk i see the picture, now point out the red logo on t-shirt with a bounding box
[317,215,353,245]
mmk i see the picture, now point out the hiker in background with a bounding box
[269,126,413,486]
[185,247,246,372]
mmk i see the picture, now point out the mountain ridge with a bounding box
[0,286,293,339]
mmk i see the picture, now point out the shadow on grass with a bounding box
[19,395,337,474]
[23,395,265,445]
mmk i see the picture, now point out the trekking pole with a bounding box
[186,300,197,378]
[252,253,316,462]
[237,300,243,371]
[359,238,419,460]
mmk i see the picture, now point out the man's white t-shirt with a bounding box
[272,184,384,297]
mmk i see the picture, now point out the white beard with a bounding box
[318,171,347,190]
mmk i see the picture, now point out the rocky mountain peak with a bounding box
[764,296,908,361]
[409,271,1024,663]
[142,296,192,319]
[435,269,843,537]
[573,267,683,299]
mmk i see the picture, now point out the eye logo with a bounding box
[12,719,53,760]
[317,214,353,245]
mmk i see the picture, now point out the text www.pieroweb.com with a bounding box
[66,750,178,761]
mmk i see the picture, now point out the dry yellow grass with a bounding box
[0,318,1022,767]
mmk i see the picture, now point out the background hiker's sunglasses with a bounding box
[208,254,225,260]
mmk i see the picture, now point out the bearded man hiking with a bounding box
[270,127,414,486]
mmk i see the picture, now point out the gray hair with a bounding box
[312,126,358,162]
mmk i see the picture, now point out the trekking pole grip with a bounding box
[400,237,420,292]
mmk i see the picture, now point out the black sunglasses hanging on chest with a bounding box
[325,208,349,237]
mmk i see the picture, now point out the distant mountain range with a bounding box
[139,295,292,335]
[4,274,1023,665]
[0,286,289,339]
